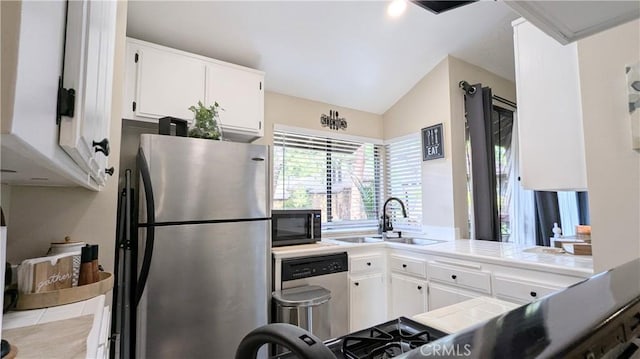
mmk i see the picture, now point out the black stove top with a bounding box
[275,317,447,359]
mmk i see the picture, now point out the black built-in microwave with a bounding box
[271,209,321,247]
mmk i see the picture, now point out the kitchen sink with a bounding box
[331,235,442,246]
[331,236,384,244]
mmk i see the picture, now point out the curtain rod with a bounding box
[458,80,517,109]
[493,95,517,109]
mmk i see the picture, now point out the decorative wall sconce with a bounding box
[320,110,348,131]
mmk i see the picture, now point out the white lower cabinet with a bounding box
[350,274,387,332]
[493,275,564,304]
[343,247,589,329]
[427,282,480,311]
[389,273,427,318]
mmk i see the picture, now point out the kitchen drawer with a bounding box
[350,254,384,274]
[494,275,563,303]
[427,262,491,294]
[389,255,427,278]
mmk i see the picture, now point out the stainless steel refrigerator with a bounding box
[116,133,270,359]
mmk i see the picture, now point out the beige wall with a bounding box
[382,56,515,239]
[577,20,640,272]
[255,91,384,146]
[4,1,128,272]
[1,0,19,133]
[382,58,457,239]
[447,56,517,239]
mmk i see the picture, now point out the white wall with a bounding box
[577,20,640,272]
[4,1,128,273]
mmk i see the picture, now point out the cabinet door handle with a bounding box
[402,264,407,268]
[105,167,115,176]
[451,274,457,280]
[530,291,537,298]
[366,262,371,266]
[93,138,110,156]
[417,286,422,290]
[354,282,359,286]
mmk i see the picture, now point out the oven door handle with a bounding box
[235,323,336,359]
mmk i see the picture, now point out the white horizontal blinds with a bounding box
[385,134,422,230]
[273,130,382,229]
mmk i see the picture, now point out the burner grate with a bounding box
[340,318,435,359]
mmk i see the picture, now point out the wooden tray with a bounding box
[562,243,593,256]
[15,272,113,310]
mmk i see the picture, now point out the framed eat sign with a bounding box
[422,123,444,161]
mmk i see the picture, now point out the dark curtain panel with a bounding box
[464,84,500,241]
[577,191,590,224]
[534,191,561,246]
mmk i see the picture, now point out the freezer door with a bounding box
[137,221,269,359]
[140,134,269,222]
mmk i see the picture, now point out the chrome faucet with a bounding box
[379,197,407,239]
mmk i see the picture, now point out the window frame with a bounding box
[383,133,423,231]
[272,125,384,232]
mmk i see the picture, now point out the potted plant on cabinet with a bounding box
[188,101,222,140]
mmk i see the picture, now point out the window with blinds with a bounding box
[273,129,382,230]
[385,134,422,230]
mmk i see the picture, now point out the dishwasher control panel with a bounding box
[281,252,348,281]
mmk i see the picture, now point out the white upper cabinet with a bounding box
[59,0,117,186]
[513,18,588,191]
[205,63,264,142]
[123,38,265,142]
[134,42,206,120]
[1,0,117,190]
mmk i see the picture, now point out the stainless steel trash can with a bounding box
[272,285,331,341]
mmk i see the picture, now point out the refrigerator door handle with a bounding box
[136,148,156,306]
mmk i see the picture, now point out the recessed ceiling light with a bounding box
[387,0,407,17]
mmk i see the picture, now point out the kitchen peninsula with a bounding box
[272,238,593,333]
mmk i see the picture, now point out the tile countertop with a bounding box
[412,296,521,334]
[411,240,593,277]
[272,239,593,277]
[2,295,107,358]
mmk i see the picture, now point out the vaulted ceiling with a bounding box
[127,1,519,114]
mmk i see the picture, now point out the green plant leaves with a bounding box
[188,100,221,140]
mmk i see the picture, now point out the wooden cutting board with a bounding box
[2,314,93,358]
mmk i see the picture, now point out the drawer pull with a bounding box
[417,286,422,290]
[366,262,371,266]
[530,291,537,297]
[354,282,359,286]
[451,274,457,280]
[402,264,407,268]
